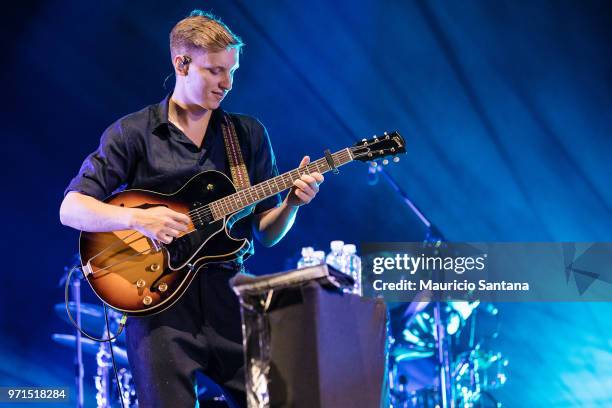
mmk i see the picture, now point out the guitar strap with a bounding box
[220,111,251,191]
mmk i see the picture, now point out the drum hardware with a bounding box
[389,301,507,408]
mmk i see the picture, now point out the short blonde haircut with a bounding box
[170,10,244,58]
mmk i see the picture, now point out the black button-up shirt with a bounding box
[66,95,282,258]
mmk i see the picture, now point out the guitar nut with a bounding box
[136,279,146,288]
[143,296,152,306]
[158,282,168,292]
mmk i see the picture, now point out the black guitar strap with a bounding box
[220,112,251,191]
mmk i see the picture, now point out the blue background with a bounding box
[1,0,611,406]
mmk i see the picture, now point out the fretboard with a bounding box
[207,148,353,220]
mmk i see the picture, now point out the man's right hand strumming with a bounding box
[130,206,191,244]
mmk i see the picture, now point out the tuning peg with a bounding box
[369,161,377,167]
[384,131,388,135]
[382,159,389,165]
[362,138,367,142]
[393,156,400,163]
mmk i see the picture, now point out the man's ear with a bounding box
[174,55,191,76]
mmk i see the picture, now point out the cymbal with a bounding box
[51,333,128,365]
[390,344,434,361]
[54,302,125,343]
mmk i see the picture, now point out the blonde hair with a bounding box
[170,10,244,58]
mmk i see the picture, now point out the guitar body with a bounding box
[79,171,251,316]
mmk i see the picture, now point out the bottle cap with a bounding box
[301,246,314,257]
[343,244,357,254]
[330,240,344,252]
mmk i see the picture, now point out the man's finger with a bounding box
[301,174,317,185]
[164,228,181,238]
[294,179,315,196]
[299,156,310,167]
[169,212,191,225]
[294,189,311,203]
[312,173,324,184]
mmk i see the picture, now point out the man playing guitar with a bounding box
[60,10,323,407]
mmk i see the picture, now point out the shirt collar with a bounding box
[152,94,224,132]
[152,94,171,131]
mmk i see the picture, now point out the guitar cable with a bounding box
[104,303,126,408]
[64,264,128,408]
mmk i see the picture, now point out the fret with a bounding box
[266,180,272,196]
[208,202,215,219]
[228,197,237,213]
[292,169,302,182]
[242,188,251,207]
[237,190,243,207]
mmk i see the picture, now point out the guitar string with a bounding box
[89,246,158,277]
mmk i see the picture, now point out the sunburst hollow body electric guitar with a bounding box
[79,132,406,316]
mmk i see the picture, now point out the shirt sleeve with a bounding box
[251,120,282,214]
[64,120,134,200]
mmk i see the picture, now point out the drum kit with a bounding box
[389,300,508,408]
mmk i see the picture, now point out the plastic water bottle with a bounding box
[325,240,344,270]
[342,244,362,295]
[297,247,317,269]
[313,250,326,266]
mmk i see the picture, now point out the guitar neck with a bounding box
[210,148,354,219]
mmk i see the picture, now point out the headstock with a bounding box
[350,131,406,163]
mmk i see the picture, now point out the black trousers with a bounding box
[125,266,247,408]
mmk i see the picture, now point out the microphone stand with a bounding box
[374,167,454,408]
[60,256,84,408]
